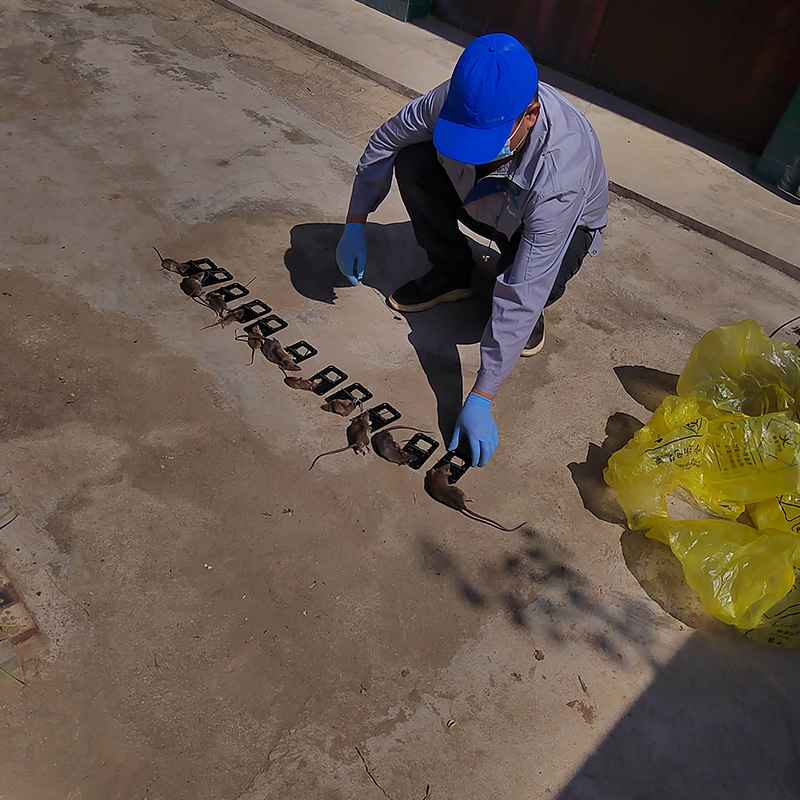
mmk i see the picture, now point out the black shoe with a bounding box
[388,265,475,312]
[520,315,545,356]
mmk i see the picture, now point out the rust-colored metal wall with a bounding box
[431,0,800,154]
[489,0,610,77]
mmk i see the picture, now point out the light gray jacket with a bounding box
[350,81,609,395]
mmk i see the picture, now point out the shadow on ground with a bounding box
[555,628,800,800]
[569,365,723,630]
[561,364,800,797]
[416,525,666,668]
[285,221,496,438]
[384,354,702,664]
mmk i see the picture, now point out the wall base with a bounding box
[355,0,431,23]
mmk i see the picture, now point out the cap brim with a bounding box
[433,115,514,165]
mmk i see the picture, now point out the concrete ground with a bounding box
[0,2,799,799]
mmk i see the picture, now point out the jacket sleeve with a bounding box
[474,188,586,396]
[348,82,450,217]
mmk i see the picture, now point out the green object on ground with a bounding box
[0,665,25,686]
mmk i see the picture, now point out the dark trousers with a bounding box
[394,140,592,309]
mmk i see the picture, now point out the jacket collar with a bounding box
[504,100,548,191]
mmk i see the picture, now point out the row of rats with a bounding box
[157,246,322,386]
[160,250,239,327]
[310,422,429,470]
[311,422,527,532]
[158,248,527,531]
[157,249,311,374]
[157,248,253,324]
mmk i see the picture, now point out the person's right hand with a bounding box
[336,223,367,286]
[448,392,498,467]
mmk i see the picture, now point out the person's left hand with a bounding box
[448,392,498,467]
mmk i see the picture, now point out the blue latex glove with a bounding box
[449,392,498,468]
[336,222,367,286]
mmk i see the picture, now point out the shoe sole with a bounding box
[520,328,545,356]
[387,286,475,313]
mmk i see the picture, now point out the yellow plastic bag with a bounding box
[677,318,800,417]
[750,494,800,535]
[699,412,800,503]
[744,571,800,648]
[603,395,742,530]
[647,519,800,629]
[604,320,800,646]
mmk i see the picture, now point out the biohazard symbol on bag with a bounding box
[753,495,800,534]
[604,320,800,648]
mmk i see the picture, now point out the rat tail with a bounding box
[308,446,350,471]
[383,425,435,435]
[461,509,527,532]
[153,246,163,262]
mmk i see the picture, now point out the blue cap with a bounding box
[434,34,538,165]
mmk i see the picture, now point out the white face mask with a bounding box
[494,115,524,160]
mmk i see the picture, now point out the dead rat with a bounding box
[235,328,265,365]
[200,307,245,330]
[320,398,360,417]
[284,375,322,391]
[207,276,255,317]
[309,411,371,470]
[205,289,229,317]
[371,426,431,465]
[261,337,301,372]
[180,275,211,309]
[424,462,527,532]
[154,246,191,275]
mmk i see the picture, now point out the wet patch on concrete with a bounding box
[326,152,358,184]
[242,107,273,126]
[281,124,318,145]
[82,2,141,16]
[238,145,268,157]
[150,18,227,59]
[127,35,219,91]
[203,195,329,226]
[0,37,108,110]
